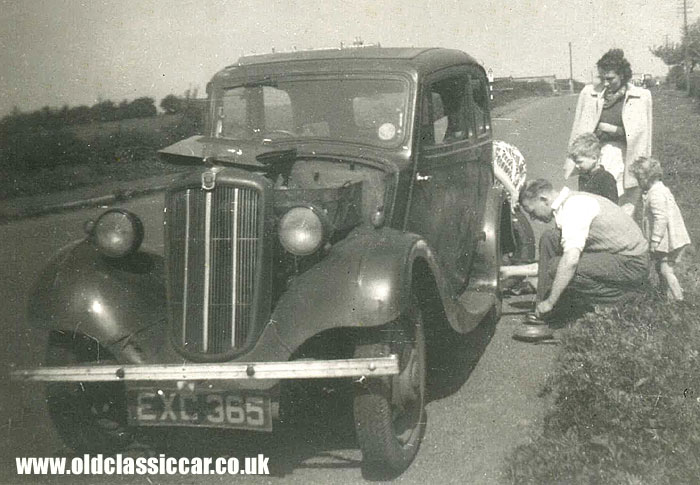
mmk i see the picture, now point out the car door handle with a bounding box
[415,173,432,182]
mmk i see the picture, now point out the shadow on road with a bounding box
[144,379,364,477]
[425,308,499,402]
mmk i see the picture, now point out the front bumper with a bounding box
[10,356,399,383]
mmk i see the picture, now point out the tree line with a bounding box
[651,17,700,93]
[1,93,199,132]
[0,92,204,179]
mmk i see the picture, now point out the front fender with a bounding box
[265,228,433,359]
[27,240,167,364]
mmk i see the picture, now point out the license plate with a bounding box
[127,387,272,431]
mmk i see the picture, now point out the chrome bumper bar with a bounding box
[10,356,399,382]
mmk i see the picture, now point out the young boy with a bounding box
[567,133,618,203]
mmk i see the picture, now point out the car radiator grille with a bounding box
[166,185,261,355]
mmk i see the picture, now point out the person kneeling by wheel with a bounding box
[507,178,650,341]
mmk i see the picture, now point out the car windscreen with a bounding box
[214,77,410,148]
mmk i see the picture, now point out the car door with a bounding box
[467,64,495,253]
[406,67,492,294]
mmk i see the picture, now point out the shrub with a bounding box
[668,65,687,90]
[507,286,700,484]
[689,71,700,98]
[0,127,91,171]
[164,103,205,141]
[89,130,166,165]
[505,87,700,485]
[160,94,184,114]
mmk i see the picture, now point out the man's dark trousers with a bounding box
[536,228,650,308]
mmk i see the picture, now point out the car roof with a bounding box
[214,47,482,80]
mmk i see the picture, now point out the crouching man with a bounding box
[510,179,650,340]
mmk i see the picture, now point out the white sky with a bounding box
[0,0,694,116]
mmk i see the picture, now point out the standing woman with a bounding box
[565,48,652,216]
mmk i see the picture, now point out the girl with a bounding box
[631,157,691,300]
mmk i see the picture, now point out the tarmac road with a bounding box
[0,94,578,484]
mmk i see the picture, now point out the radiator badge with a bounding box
[201,169,218,191]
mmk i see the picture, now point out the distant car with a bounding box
[12,47,534,476]
[642,73,655,89]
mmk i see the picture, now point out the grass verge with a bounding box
[505,87,700,484]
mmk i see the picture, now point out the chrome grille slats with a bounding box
[166,182,262,356]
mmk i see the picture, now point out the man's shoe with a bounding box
[513,324,555,342]
[523,312,548,325]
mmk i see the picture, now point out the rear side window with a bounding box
[470,75,491,136]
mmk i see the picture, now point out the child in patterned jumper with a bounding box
[631,156,691,301]
[567,133,618,203]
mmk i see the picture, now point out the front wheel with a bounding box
[353,298,426,477]
[45,333,134,453]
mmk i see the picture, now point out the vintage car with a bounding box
[12,47,534,476]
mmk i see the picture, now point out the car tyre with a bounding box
[45,334,134,454]
[353,297,426,477]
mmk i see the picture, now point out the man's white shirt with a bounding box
[552,187,600,252]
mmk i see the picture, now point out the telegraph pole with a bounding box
[684,0,690,94]
[569,42,574,93]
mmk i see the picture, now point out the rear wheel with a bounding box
[45,333,133,453]
[510,205,536,264]
[353,298,426,477]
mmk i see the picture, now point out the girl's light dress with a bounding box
[642,181,691,261]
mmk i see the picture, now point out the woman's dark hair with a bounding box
[596,48,633,84]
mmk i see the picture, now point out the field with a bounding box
[69,113,185,143]
[0,112,197,200]
[506,87,700,484]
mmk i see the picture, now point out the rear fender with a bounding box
[450,186,507,333]
[27,240,167,364]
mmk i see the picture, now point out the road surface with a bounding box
[0,94,578,484]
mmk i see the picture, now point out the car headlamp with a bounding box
[88,209,144,258]
[278,206,327,256]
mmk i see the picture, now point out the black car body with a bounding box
[12,46,534,476]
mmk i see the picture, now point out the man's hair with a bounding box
[630,156,663,183]
[518,178,553,206]
[568,133,601,160]
[596,48,633,84]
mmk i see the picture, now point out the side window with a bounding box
[420,75,469,147]
[470,74,491,136]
